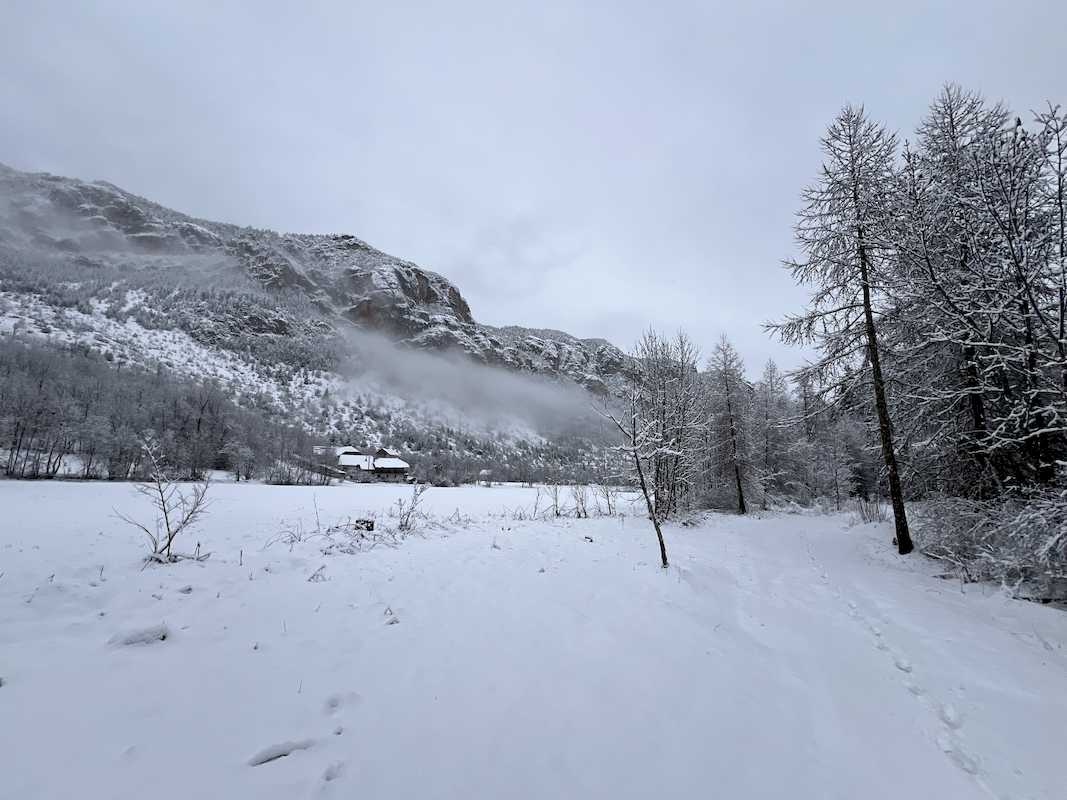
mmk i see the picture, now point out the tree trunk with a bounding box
[859,242,914,554]
[631,416,669,569]
[724,371,746,514]
[734,464,747,515]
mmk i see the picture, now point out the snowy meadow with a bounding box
[1,481,1064,800]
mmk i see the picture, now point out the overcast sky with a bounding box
[2,0,1064,373]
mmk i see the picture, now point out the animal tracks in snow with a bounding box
[796,531,986,787]
[108,624,170,646]
[248,690,361,790]
[248,738,315,766]
[322,761,344,782]
[323,691,362,715]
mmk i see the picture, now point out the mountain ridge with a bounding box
[0,162,629,395]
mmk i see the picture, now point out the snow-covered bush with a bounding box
[114,437,212,564]
[387,483,429,533]
[318,518,399,555]
[913,491,1067,598]
[592,483,620,516]
[569,484,590,518]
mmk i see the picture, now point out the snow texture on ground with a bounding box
[0,482,1064,799]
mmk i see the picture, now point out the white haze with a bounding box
[341,330,605,438]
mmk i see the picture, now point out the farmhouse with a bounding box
[334,446,411,482]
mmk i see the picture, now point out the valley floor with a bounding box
[0,482,1064,800]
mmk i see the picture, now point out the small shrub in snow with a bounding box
[852,498,890,525]
[267,515,383,554]
[570,484,590,518]
[592,483,621,516]
[114,437,212,565]
[538,483,568,517]
[387,483,428,533]
[913,490,1067,599]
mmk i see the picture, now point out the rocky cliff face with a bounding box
[0,163,628,394]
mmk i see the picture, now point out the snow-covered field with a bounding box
[1,482,1064,800]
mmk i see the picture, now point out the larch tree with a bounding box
[706,334,752,514]
[752,359,793,499]
[890,86,1011,496]
[773,104,915,554]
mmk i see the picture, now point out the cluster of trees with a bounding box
[0,336,328,483]
[784,86,1065,587]
[616,87,1065,591]
[0,332,621,488]
[608,330,874,524]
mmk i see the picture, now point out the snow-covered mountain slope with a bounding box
[1,482,1063,799]
[0,162,629,395]
[0,162,627,481]
[0,285,614,485]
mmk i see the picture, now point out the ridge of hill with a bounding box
[0,162,628,395]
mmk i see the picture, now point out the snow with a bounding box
[1,481,1064,800]
[372,457,409,470]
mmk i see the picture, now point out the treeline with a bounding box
[609,330,879,518]
[0,332,621,488]
[0,335,328,483]
[623,86,1066,595]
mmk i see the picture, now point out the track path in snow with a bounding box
[1,483,1064,800]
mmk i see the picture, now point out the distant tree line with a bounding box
[0,336,328,483]
[0,332,621,489]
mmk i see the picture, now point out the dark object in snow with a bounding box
[109,625,171,646]
[179,585,193,594]
[585,536,593,542]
